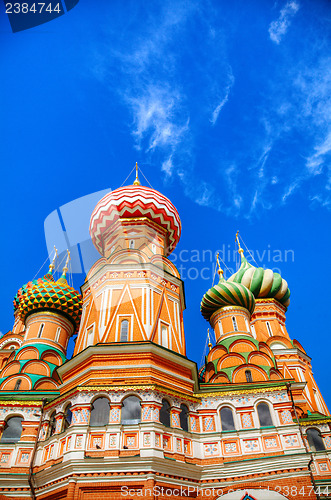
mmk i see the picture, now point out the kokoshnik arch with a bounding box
[0,166,330,500]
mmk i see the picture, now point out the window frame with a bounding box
[257,402,273,427]
[306,427,326,452]
[121,395,142,425]
[159,399,171,428]
[89,397,110,427]
[0,416,23,444]
[220,406,236,431]
[232,316,238,332]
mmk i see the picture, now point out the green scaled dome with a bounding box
[201,273,255,321]
[13,272,82,333]
[228,253,290,308]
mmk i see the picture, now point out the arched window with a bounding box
[55,327,61,343]
[0,417,23,443]
[160,399,171,427]
[14,379,22,391]
[220,407,235,431]
[161,325,168,348]
[120,320,129,342]
[266,321,272,337]
[38,323,45,338]
[47,411,57,438]
[62,404,72,431]
[86,325,94,347]
[121,396,141,425]
[89,397,110,427]
[257,402,273,427]
[306,428,326,452]
[152,244,156,254]
[245,370,253,383]
[129,240,135,249]
[179,404,189,431]
[232,316,238,332]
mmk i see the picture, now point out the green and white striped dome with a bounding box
[201,274,255,321]
[228,254,290,308]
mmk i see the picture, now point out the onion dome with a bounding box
[201,271,255,321]
[228,252,290,308]
[13,271,82,333]
[89,170,181,256]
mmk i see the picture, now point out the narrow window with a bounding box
[220,407,235,431]
[306,428,326,452]
[232,317,238,332]
[245,370,253,383]
[55,327,61,343]
[62,404,72,431]
[0,417,23,444]
[152,244,156,254]
[161,325,168,348]
[257,402,273,427]
[251,324,256,338]
[38,323,45,338]
[14,379,22,391]
[160,399,171,427]
[266,321,272,337]
[120,320,129,342]
[121,396,141,425]
[86,325,94,346]
[89,398,110,427]
[47,411,57,438]
[179,404,189,431]
[129,240,135,249]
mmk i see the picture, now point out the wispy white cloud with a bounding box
[88,0,330,217]
[210,71,234,125]
[306,132,331,175]
[127,85,189,152]
[269,1,300,45]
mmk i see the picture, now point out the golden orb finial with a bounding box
[133,162,141,185]
[235,231,244,256]
[216,252,224,277]
[49,246,58,273]
[207,328,212,351]
[62,250,71,276]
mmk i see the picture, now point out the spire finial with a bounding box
[207,328,212,351]
[235,231,244,256]
[62,250,71,276]
[49,246,58,273]
[216,252,224,278]
[133,162,141,185]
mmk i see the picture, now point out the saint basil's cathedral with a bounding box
[0,168,330,500]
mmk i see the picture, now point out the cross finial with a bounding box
[62,249,71,276]
[207,328,212,351]
[235,231,244,255]
[216,252,224,277]
[133,162,141,185]
[49,246,58,273]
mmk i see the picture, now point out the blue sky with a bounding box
[1,1,330,405]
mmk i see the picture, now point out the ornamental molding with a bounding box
[197,385,287,398]
[0,337,23,349]
[0,401,43,407]
[300,418,331,426]
[77,384,200,402]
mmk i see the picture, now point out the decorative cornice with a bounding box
[196,385,287,398]
[76,384,200,402]
[300,418,331,426]
[0,400,43,406]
